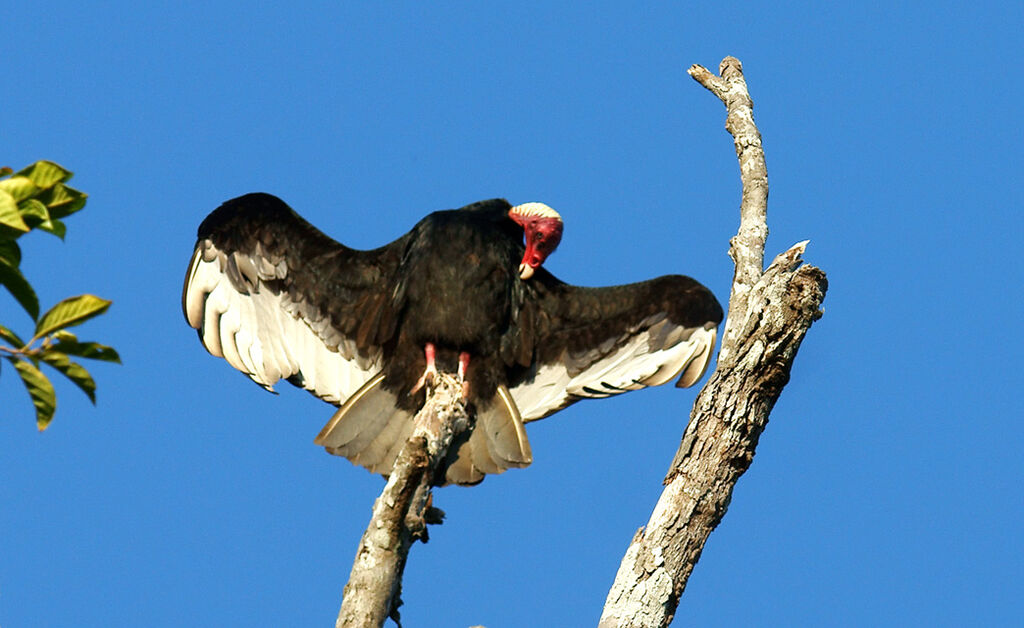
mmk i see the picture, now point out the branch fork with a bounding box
[599,57,827,627]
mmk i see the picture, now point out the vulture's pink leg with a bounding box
[458,351,471,400]
[410,342,438,394]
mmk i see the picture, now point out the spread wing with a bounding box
[508,271,724,422]
[182,193,410,405]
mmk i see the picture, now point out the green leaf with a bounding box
[37,184,86,220]
[0,322,26,348]
[0,166,12,177]
[0,175,41,202]
[19,198,66,238]
[9,357,57,430]
[51,340,121,363]
[38,217,67,239]
[0,189,29,232]
[53,330,77,343]
[15,161,72,188]
[0,238,21,266]
[35,294,111,338]
[0,257,40,320]
[40,349,96,404]
[18,198,50,228]
[0,225,27,240]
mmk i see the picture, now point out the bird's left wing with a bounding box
[507,271,724,422]
[182,193,409,405]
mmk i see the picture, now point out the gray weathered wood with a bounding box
[599,57,828,627]
[336,375,468,628]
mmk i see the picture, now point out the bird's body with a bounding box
[386,202,524,409]
[183,193,723,485]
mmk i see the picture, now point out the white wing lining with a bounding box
[509,318,717,422]
[183,242,381,405]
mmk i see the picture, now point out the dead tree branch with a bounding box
[599,57,828,628]
[336,375,468,628]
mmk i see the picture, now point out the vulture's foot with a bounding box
[410,342,439,394]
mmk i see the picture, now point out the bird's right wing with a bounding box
[508,271,724,422]
[182,193,410,405]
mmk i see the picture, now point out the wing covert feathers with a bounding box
[510,322,718,422]
[182,194,398,405]
[183,244,381,404]
[509,271,723,423]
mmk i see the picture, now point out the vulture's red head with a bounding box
[509,202,563,280]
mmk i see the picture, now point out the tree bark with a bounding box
[599,57,828,627]
[336,374,468,628]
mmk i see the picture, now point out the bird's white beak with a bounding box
[518,263,534,280]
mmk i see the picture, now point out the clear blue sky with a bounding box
[3,2,1021,626]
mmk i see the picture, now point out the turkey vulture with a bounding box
[182,193,723,485]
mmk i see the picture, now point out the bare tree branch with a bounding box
[690,57,770,364]
[599,57,828,627]
[336,375,468,628]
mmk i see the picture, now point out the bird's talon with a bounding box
[411,364,439,394]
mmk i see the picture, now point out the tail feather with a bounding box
[445,385,532,484]
[315,374,414,474]
[472,385,532,467]
[444,439,485,485]
[314,373,390,451]
[351,410,415,473]
[316,377,533,485]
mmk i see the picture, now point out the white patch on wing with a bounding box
[509,318,718,422]
[183,242,381,405]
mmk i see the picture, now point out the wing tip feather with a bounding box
[675,326,717,388]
